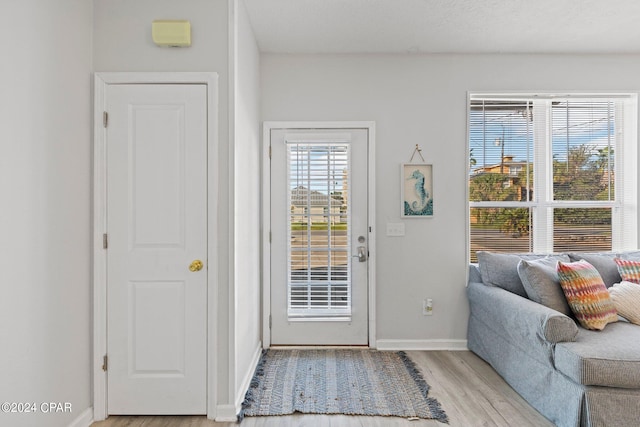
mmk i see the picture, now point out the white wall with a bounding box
[93,0,238,413]
[0,1,93,426]
[94,0,264,416]
[231,0,262,407]
[94,0,227,73]
[261,53,640,345]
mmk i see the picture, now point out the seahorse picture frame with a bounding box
[402,163,433,218]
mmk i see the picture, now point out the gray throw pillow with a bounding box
[567,252,621,288]
[476,252,569,298]
[517,258,572,316]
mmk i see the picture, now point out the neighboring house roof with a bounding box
[471,157,528,176]
[290,186,343,206]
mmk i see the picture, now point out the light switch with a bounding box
[386,222,405,236]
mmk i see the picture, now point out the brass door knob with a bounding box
[189,260,204,272]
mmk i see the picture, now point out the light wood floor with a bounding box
[91,350,554,427]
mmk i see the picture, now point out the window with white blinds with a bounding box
[287,143,351,318]
[469,94,638,262]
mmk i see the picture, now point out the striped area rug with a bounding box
[238,349,448,423]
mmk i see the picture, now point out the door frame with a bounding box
[92,72,219,421]
[262,121,376,348]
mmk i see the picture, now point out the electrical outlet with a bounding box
[422,298,433,316]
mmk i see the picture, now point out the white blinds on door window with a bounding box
[287,143,351,318]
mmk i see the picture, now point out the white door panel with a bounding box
[106,84,207,414]
[270,128,369,345]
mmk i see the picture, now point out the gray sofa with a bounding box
[467,251,640,427]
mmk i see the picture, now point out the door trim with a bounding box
[92,72,219,421]
[262,121,376,348]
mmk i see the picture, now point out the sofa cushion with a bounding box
[557,260,618,330]
[619,250,640,261]
[517,258,572,316]
[554,322,640,388]
[614,258,640,284]
[609,281,640,325]
[567,252,621,288]
[477,251,569,298]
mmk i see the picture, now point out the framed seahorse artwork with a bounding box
[402,163,433,217]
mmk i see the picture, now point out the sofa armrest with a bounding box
[468,263,482,284]
[468,281,578,345]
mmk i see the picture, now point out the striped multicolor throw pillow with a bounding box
[614,258,640,284]
[557,260,618,331]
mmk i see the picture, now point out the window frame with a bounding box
[467,93,638,261]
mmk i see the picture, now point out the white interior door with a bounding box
[106,84,207,414]
[270,128,369,345]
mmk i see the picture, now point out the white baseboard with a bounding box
[375,339,468,351]
[215,404,238,422]
[216,341,263,422]
[67,407,93,427]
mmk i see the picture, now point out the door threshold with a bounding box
[269,345,370,350]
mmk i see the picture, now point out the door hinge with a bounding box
[269,314,272,329]
[102,354,108,371]
[103,111,108,128]
[102,233,108,249]
[268,145,272,159]
[269,231,272,243]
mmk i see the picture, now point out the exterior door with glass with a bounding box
[270,128,369,345]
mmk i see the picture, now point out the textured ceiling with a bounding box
[243,0,640,54]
